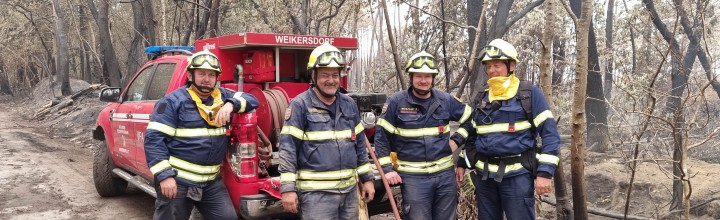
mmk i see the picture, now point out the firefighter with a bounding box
[374,51,473,219]
[144,50,259,220]
[453,39,561,220]
[278,43,375,219]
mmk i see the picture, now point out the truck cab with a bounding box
[92,33,389,219]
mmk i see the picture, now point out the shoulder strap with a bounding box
[476,85,489,109]
[516,81,536,139]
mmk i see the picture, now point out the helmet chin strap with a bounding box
[191,72,216,93]
[315,86,337,98]
[311,69,338,98]
[409,73,434,96]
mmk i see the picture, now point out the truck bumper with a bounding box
[239,193,297,220]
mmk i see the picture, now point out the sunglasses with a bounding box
[190,54,220,69]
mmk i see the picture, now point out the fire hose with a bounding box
[364,138,402,220]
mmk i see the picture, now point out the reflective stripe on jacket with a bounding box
[144,86,259,187]
[278,88,372,193]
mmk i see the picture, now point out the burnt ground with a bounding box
[1,78,719,219]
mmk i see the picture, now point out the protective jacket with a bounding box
[278,88,373,193]
[145,86,259,187]
[374,88,472,175]
[452,84,560,180]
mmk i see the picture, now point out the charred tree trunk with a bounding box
[51,0,72,96]
[180,2,196,46]
[126,0,156,86]
[380,0,406,90]
[540,1,573,219]
[142,0,157,45]
[674,0,720,98]
[566,0,591,218]
[195,0,212,40]
[0,61,12,96]
[207,0,220,38]
[571,0,609,153]
[285,0,310,35]
[87,0,122,87]
[78,6,93,83]
[604,0,615,101]
[552,37,565,88]
[642,0,689,216]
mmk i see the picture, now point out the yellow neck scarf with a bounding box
[187,87,224,127]
[487,74,520,102]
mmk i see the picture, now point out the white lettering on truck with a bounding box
[275,36,335,45]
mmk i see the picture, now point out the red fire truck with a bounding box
[92,32,390,219]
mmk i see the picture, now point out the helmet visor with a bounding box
[481,46,513,60]
[314,51,345,68]
[190,54,220,69]
[408,56,437,70]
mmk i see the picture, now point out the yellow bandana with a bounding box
[187,87,224,127]
[487,74,520,102]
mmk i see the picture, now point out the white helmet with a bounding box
[481,39,519,63]
[405,51,439,74]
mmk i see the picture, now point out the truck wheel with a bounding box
[93,140,128,197]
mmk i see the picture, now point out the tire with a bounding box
[93,140,128,197]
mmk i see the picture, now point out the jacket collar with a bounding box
[307,87,349,116]
[404,87,444,106]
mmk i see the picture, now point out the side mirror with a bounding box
[99,87,121,102]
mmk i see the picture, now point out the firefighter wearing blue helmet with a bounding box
[453,39,561,220]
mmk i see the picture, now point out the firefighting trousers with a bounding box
[299,189,359,220]
[474,172,535,220]
[399,169,458,220]
[152,179,237,220]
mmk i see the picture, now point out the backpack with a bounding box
[461,81,541,179]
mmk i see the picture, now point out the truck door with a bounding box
[133,63,177,178]
[112,64,157,172]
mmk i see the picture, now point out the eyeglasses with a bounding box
[190,54,220,69]
[481,46,512,60]
[407,56,437,71]
[314,51,345,68]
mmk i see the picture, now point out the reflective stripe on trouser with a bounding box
[399,169,457,220]
[397,155,453,174]
[299,189,359,220]
[296,176,357,190]
[474,173,535,220]
[153,179,237,220]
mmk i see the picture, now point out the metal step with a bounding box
[112,168,157,198]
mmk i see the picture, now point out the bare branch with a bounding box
[505,0,545,30]
[399,0,478,31]
[314,0,347,35]
[560,0,578,24]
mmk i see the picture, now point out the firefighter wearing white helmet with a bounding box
[145,49,260,220]
[452,39,561,220]
[306,43,345,98]
[374,51,472,219]
[186,49,222,93]
[279,43,375,219]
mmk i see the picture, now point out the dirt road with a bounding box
[0,103,154,220]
